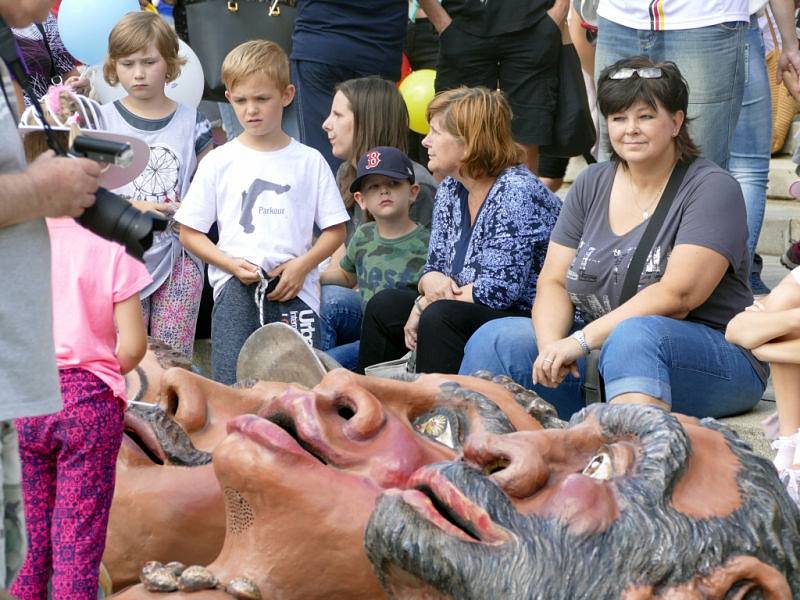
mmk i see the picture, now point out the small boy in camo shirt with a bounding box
[321,147,430,367]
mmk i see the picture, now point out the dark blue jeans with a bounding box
[211,278,262,385]
[319,285,363,370]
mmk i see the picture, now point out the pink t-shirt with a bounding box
[48,218,152,400]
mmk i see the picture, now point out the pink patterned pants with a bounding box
[141,254,203,358]
[11,369,124,600]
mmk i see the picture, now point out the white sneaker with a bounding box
[772,435,798,473]
[779,467,800,507]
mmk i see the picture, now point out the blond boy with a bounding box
[175,41,348,384]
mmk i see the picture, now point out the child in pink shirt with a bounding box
[12,86,151,600]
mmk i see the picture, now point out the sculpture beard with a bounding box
[365,404,800,599]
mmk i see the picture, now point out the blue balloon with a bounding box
[58,0,140,66]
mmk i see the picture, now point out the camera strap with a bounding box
[0,14,66,155]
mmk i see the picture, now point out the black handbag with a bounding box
[182,0,297,102]
[541,41,595,158]
[581,160,691,405]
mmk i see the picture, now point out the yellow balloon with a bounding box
[399,69,437,134]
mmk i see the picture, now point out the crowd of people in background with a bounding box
[5,0,800,596]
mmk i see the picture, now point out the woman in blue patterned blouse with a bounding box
[356,86,561,374]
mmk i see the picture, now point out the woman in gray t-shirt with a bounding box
[459,57,766,420]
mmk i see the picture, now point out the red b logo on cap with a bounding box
[366,151,381,169]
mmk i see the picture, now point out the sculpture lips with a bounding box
[124,409,167,465]
[227,414,329,465]
[404,466,511,545]
[124,402,212,467]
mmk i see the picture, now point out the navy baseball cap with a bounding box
[349,146,416,193]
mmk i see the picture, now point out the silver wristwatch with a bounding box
[570,329,591,355]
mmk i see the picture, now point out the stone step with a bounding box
[758,199,800,255]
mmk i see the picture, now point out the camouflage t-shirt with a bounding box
[340,222,431,303]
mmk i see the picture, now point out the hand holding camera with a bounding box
[27,150,101,219]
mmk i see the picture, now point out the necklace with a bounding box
[629,165,673,221]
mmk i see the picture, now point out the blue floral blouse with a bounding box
[424,164,561,312]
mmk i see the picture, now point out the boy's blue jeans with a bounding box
[212,278,262,384]
[319,285,363,370]
[459,315,765,420]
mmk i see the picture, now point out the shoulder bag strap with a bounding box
[618,159,691,304]
[35,22,58,83]
[582,159,690,407]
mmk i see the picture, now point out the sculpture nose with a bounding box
[463,431,553,500]
[158,368,209,434]
[313,371,386,442]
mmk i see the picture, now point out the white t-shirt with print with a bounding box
[597,0,748,30]
[175,138,349,314]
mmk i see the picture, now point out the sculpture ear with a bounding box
[621,556,792,600]
[693,556,791,599]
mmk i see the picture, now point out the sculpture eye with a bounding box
[582,451,613,480]
[414,413,458,449]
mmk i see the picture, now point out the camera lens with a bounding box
[77,188,168,260]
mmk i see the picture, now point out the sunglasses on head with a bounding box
[609,67,663,80]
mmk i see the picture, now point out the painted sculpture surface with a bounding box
[108,368,291,588]
[365,403,800,599]
[108,363,554,596]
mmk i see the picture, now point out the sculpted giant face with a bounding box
[108,366,291,588]
[365,404,800,599]
[108,365,557,596]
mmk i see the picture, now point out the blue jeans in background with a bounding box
[320,285,363,370]
[460,315,764,420]
[729,16,771,294]
[218,101,243,140]
[326,341,360,370]
[595,17,745,169]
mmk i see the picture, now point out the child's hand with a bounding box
[404,308,421,350]
[267,257,311,302]
[230,259,261,285]
[65,74,91,96]
[131,199,173,215]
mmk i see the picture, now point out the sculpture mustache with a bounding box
[125,402,212,467]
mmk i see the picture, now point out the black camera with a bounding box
[69,136,167,261]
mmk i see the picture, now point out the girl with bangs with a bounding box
[357,86,561,374]
[99,11,212,358]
